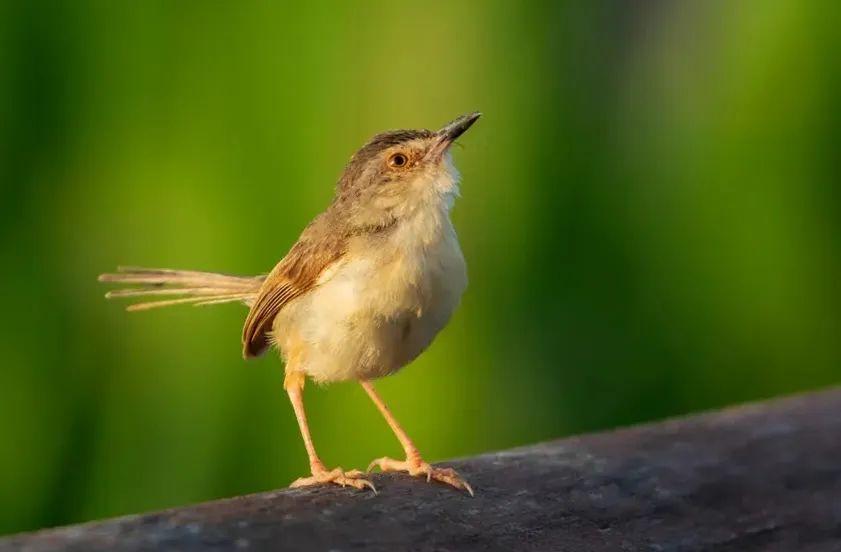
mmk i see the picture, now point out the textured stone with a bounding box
[3,389,840,551]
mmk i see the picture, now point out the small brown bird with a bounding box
[99,113,481,495]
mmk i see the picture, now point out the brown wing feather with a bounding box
[241,215,347,358]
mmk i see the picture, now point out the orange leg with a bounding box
[285,372,375,492]
[361,380,473,496]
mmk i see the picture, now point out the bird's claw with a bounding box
[290,467,377,493]
[367,456,473,496]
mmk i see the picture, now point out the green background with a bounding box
[2,0,840,535]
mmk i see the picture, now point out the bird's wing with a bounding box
[241,216,347,358]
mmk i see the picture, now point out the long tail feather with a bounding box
[99,267,264,311]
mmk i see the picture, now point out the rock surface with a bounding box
[3,388,840,551]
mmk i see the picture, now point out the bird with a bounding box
[99,112,481,495]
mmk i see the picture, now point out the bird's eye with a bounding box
[388,153,408,168]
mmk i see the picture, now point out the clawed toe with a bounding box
[426,466,474,496]
[368,456,473,496]
[290,467,377,493]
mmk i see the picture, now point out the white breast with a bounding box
[275,206,467,383]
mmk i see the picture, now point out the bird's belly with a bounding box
[276,233,467,383]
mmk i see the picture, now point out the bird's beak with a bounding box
[430,112,481,158]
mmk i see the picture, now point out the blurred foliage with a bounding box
[1,0,840,535]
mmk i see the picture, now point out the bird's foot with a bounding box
[290,466,376,493]
[367,456,473,496]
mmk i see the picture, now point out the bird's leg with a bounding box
[361,380,473,495]
[285,371,375,492]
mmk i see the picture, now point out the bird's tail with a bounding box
[98,267,265,312]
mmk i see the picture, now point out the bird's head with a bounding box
[333,112,481,226]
